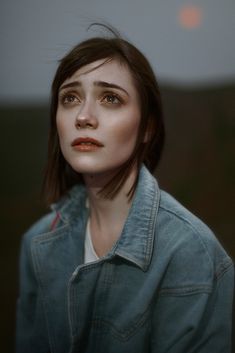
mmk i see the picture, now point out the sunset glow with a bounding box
[178,5,203,29]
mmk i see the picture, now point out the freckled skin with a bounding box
[56,59,141,184]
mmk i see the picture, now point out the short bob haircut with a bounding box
[43,27,165,205]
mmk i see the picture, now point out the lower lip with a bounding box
[72,144,102,152]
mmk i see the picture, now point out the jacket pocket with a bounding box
[94,302,152,341]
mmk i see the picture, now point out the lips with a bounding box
[71,137,104,152]
[71,137,103,147]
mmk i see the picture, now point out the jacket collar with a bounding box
[51,165,160,271]
[114,166,160,271]
[51,183,87,223]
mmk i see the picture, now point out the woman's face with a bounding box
[56,59,141,183]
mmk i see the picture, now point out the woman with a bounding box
[16,29,234,353]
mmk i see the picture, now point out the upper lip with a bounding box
[71,137,104,147]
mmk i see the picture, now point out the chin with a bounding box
[69,162,107,175]
[69,161,123,178]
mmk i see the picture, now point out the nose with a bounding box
[75,101,98,130]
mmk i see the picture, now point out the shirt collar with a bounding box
[51,165,160,271]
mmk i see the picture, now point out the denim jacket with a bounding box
[16,166,234,353]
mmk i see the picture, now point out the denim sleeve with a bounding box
[15,215,54,353]
[151,262,234,353]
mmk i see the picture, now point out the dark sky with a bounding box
[1,0,235,104]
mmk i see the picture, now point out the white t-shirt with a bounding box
[84,218,99,263]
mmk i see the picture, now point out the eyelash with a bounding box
[58,91,124,106]
[59,93,79,105]
[101,93,123,105]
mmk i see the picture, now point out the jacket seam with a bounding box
[32,223,70,244]
[159,205,215,269]
[158,284,212,297]
[215,259,234,281]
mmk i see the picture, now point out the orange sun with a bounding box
[178,5,203,29]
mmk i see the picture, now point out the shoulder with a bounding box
[155,189,233,285]
[21,211,57,246]
[21,183,87,246]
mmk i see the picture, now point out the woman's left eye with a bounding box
[102,94,122,105]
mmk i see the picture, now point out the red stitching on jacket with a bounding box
[50,212,61,231]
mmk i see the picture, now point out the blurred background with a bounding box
[1,0,235,351]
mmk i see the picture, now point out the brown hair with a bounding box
[43,28,165,205]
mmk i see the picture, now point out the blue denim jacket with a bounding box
[16,166,234,353]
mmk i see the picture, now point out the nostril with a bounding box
[75,112,98,129]
[75,120,81,129]
[75,121,94,129]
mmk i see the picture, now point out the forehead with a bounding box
[61,59,136,91]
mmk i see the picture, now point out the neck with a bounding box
[83,167,138,257]
[85,167,137,224]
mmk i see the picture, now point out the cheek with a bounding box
[112,113,140,146]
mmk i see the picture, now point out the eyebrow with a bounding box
[94,81,129,96]
[59,81,81,91]
[59,80,129,96]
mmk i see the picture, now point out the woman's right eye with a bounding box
[59,93,80,105]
